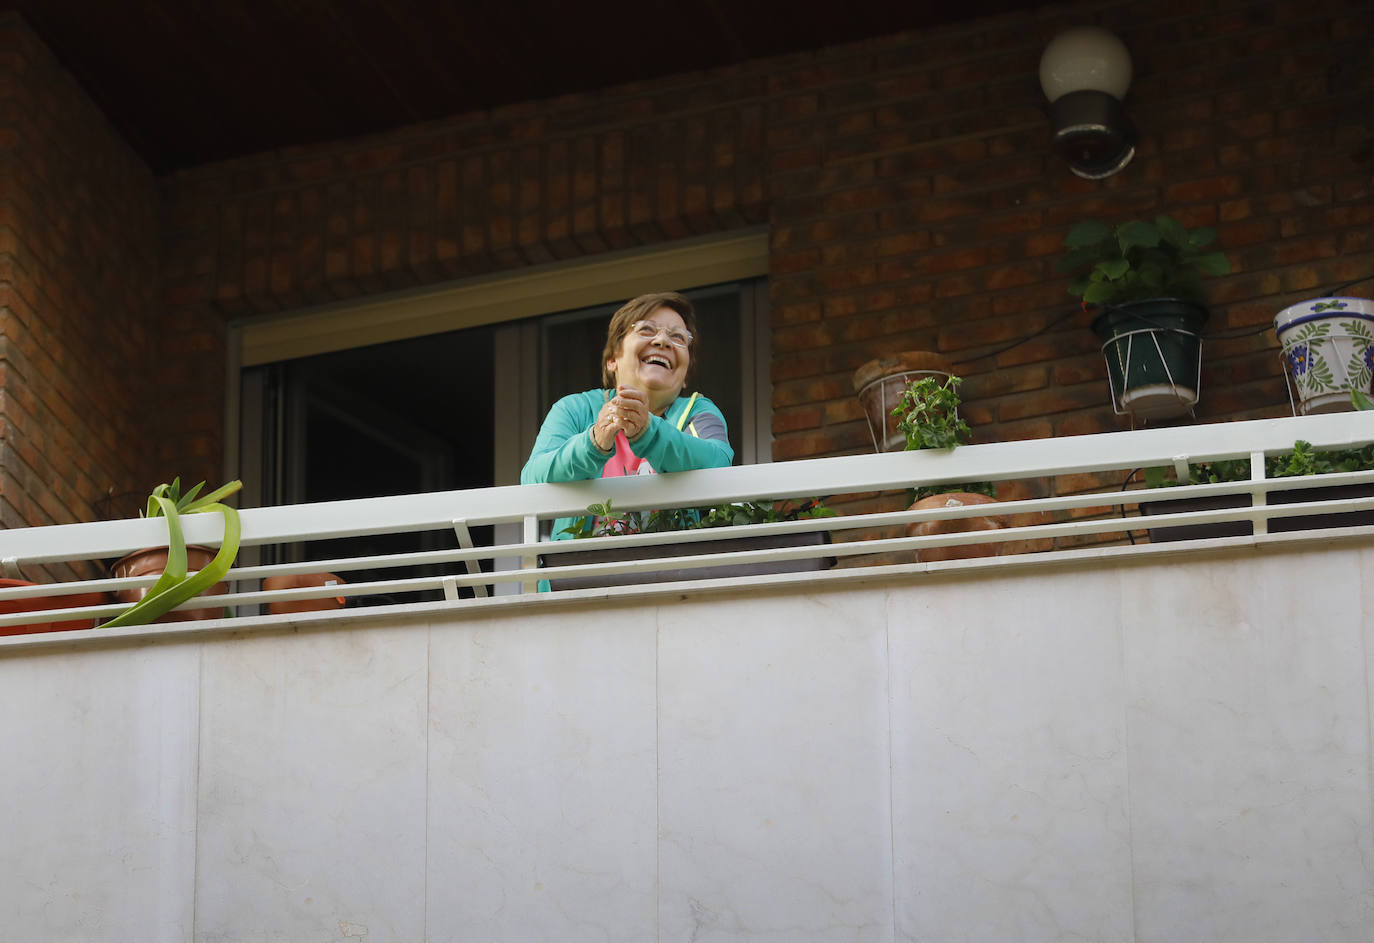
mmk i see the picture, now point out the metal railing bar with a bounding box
[11,521,1373,652]
[4,470,1372,605]
[3,413,1371,567]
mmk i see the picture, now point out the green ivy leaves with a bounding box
[889,374,996,501]
[890,375,972,451]
[562,498,834,539]
[1148,441,1374,488]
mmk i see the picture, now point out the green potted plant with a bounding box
[104,478,243,626]
[890,374,1004,562]
[1274,295,1374,415]
[851,351,956,453]
[1059,214,1230,420]
[1141,434,1374,542]
[543,498,836,591]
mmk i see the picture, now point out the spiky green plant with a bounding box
[104,478,243,627]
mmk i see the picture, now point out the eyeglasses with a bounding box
[629,320,692,349]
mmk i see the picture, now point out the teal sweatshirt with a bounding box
[521,389,734,539]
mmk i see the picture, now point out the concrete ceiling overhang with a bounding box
[1,0,1046,173]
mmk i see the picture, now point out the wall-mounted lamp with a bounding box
[1039,26,1135,179]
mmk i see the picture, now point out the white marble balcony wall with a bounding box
[3,541,1373,942]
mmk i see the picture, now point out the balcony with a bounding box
[3,413,1374,941]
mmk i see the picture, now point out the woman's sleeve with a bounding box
[520,394,612,484]
[630,395,734,472]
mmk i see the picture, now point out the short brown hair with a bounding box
[600,291,699,389]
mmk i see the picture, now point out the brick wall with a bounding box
[7,0,1374,532]
[0,13,162,571]
[158,0,1373,495]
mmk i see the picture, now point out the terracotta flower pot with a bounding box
[261,572,347,615]
[0,578,104,636]
[852,351,956,453]
[905,491,1006,562]
[109,545,229,623]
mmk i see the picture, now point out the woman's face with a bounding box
[606,306,691,405]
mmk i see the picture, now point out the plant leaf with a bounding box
[185,480,243,513]
[145,482,172,519]
[1082,282,1117,304]
[1188,226,1218,248]
[178,480,205,510]
[1096,258,1130,280]
[141,492,188,600]
[104,503,241,627]
[1066,275,1093,297]
[1116,220,1160,253]
[1154,215,1188,248]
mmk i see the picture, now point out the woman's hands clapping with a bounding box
[592,386,651,451]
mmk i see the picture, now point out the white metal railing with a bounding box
[2,412,1373,639]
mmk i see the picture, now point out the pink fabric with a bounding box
[601,430,656,478]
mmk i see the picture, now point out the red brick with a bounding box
[0,4,1356,498]
[1055,412,1123,437]
[991,418,1054,443]
[773,406,822,434]
[1219,218,1279,246]
[1170,174,1246,204]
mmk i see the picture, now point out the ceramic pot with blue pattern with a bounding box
[1274,296,1374,414]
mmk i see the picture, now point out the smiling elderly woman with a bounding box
[520,291,734,534]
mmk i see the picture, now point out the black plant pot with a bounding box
[1092,299,1209,420]
[542,530,834,591]
[1142,482,1374,543]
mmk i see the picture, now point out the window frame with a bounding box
[227,229,772,508]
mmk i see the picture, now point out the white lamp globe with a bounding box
[1039,27,1132,102]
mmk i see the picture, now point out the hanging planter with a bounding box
[1059,215,1230,422]
[1092,299,1209,420]
[852,351,955,453]
[1274,296,1374,415]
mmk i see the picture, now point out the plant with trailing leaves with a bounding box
[891,374,970,450]
[1145,440,1374,488]
[695,498,835,529]
[889,374,996,501]
[1059,214,1230,306]
[104,478,243,627]
[561,497,834,539]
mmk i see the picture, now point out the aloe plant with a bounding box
[104,478,243,627]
